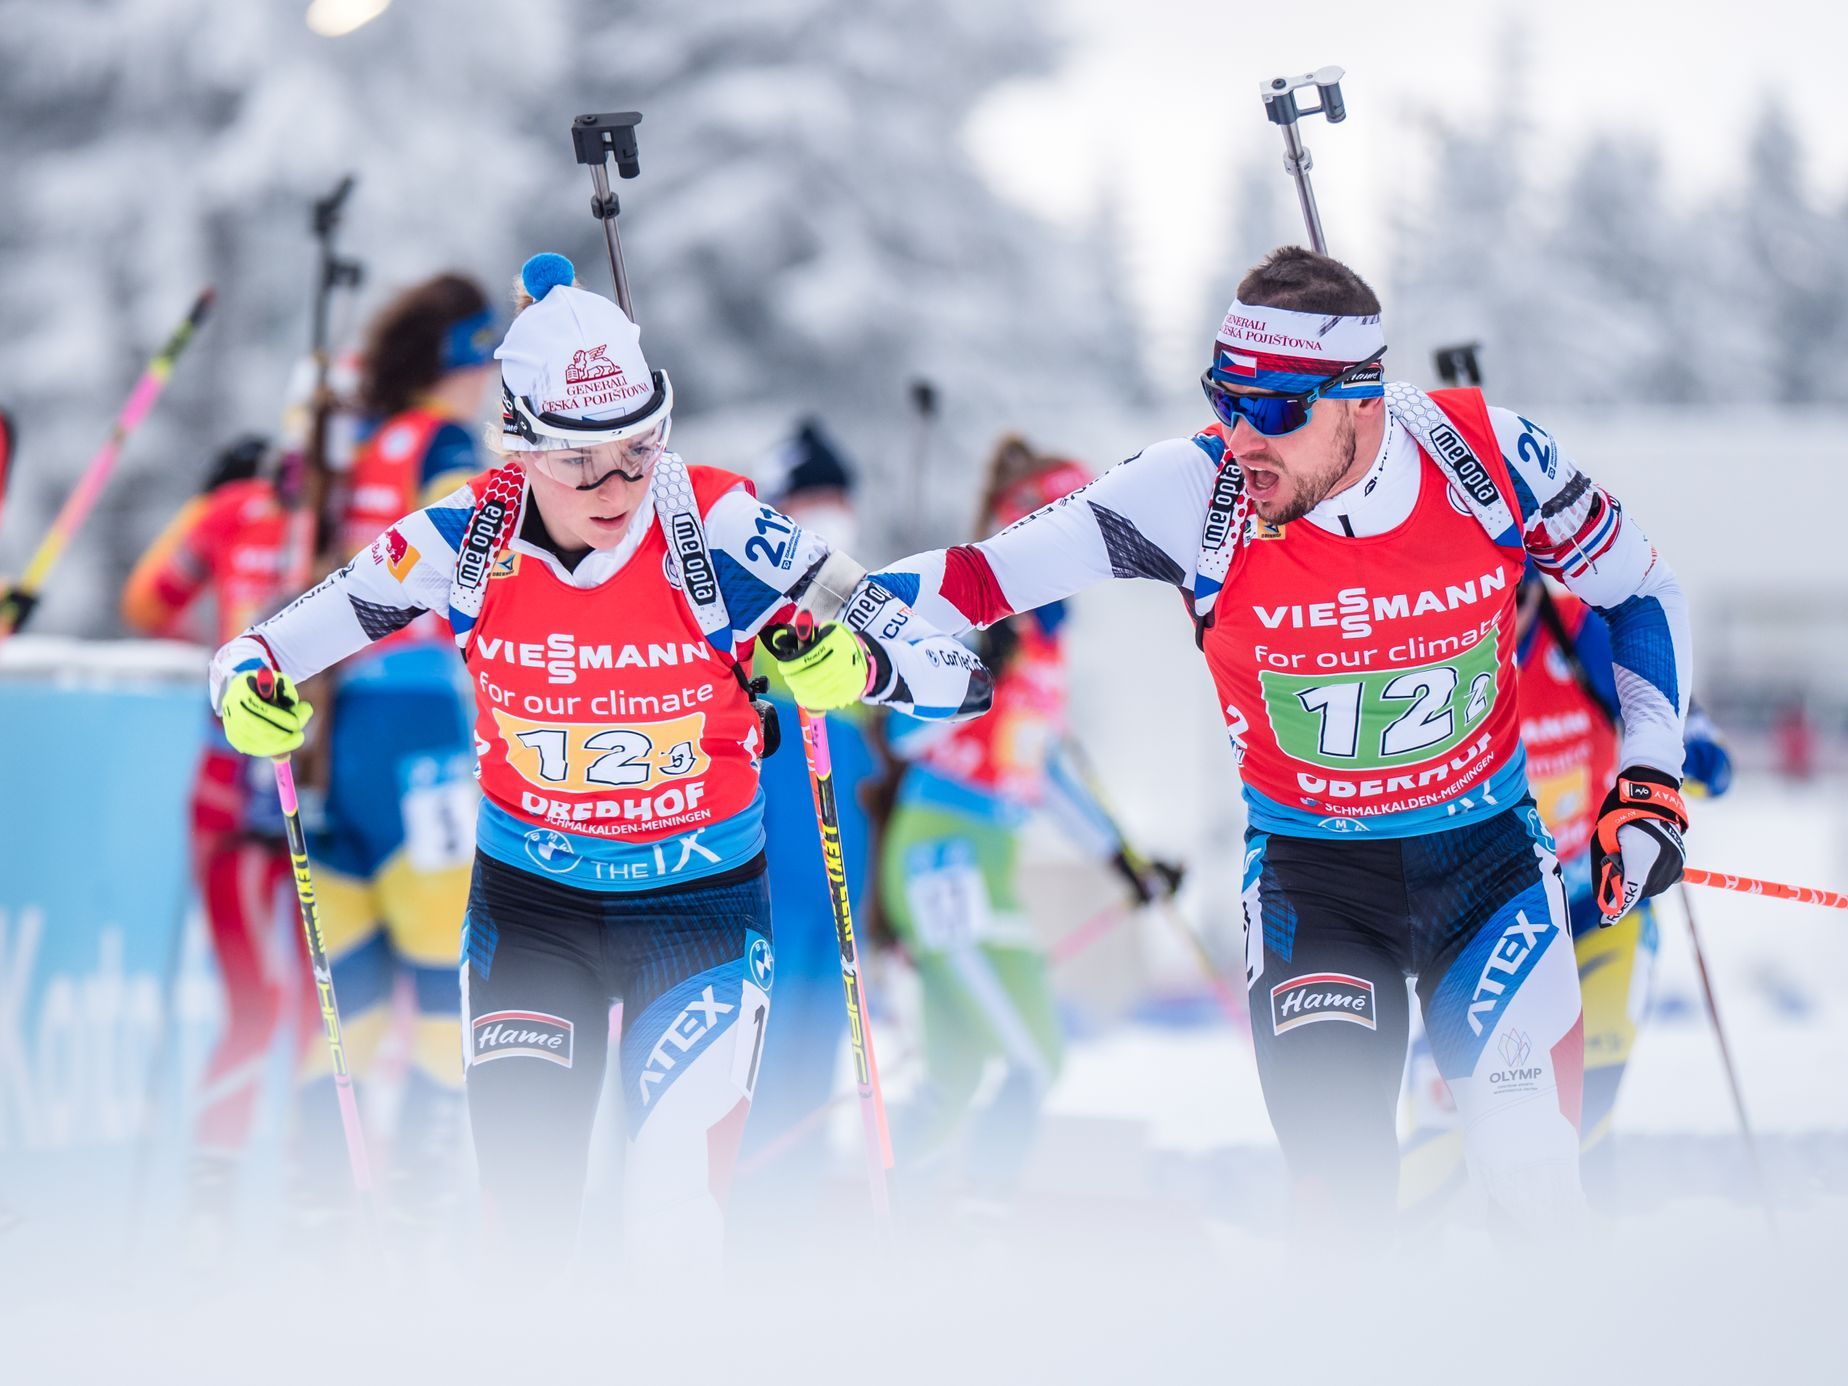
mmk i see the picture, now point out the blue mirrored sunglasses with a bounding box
[1200,349,1387,438]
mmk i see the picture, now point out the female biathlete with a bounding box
[880,438,1165,1200]
[207,255,991,1260]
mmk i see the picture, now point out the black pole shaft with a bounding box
[1678,882,1778,1235]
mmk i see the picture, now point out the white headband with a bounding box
[1215,299,1385,365]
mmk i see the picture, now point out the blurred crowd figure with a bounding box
[120,272,500,1252]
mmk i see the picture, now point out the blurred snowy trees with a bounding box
[0,0,1140,632]
[542,0,1146,548]
[1392,96,1848,408]
[0,0,576,633]
[4,3,1848,636]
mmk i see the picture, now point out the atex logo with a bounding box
[638,984,735,1105]
[1468,909,1551,1036]
[1270,972,1377,1034]
[471,1010,574,1067]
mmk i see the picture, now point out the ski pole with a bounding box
[1259,66,1348,255]
[1058,738,1247,1028]
[763,627,895,1222]
[906,378,939,551]
[0,408,15,529]
[0,288,214,640]
[799,702,895,1218]
[738,898,1132,1179]
[1677,882,1777,1233]
[1049,899,1134,967]
[279,174,363,595]
[1682,867,1848,910]
[254,669,376,1219]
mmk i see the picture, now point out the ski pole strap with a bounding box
[1683,868,1848,911]
[1594,774,1689,861]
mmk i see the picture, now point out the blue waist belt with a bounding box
[476,790,766,892]
[1244,748,1531,841]
[897,764,1029,828]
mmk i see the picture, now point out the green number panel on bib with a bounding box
[1261,624,1500,772]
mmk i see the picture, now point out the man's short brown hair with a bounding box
[1236,246,1381,317]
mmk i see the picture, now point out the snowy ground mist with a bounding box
[5,1190,1843,1385]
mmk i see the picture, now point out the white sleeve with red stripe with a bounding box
[878,438,1213,633]
[701,486,992,719]
[207,484,469,710]
[1491,406,1691,778]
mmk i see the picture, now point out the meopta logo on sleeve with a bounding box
[1270,972,1377,1034]
[470,1009,574,1067]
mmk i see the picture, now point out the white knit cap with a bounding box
[496,253,672,451]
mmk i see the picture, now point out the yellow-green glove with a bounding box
[219,669,315,757]
[763,622,870,711]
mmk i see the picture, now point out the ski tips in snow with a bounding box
[521,253,576,301]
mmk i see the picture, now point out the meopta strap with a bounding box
[1189,434,1249,648]
[1210,299,1386,396]
[650,451,733,656]
[448,464,525,651]
[1382,383,1522,553]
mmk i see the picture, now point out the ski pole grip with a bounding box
[254,666,278,703]
[763,621,817,661]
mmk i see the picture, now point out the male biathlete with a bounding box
[879,247,1693,1231]
[207,255,991,1261]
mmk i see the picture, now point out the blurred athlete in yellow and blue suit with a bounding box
[1401,572,1732,1209]
[295,274,499,1219]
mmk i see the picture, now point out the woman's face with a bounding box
[522,431,664,551]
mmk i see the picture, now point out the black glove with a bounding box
[1112,849,1186,906]
[1593,766,1688,923]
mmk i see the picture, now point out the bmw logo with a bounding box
[749,936,774,990]
[524,828,579,874]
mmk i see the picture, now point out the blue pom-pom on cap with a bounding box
[521,253,576,301]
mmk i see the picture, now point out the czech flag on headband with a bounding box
[1210,299,1387,398]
